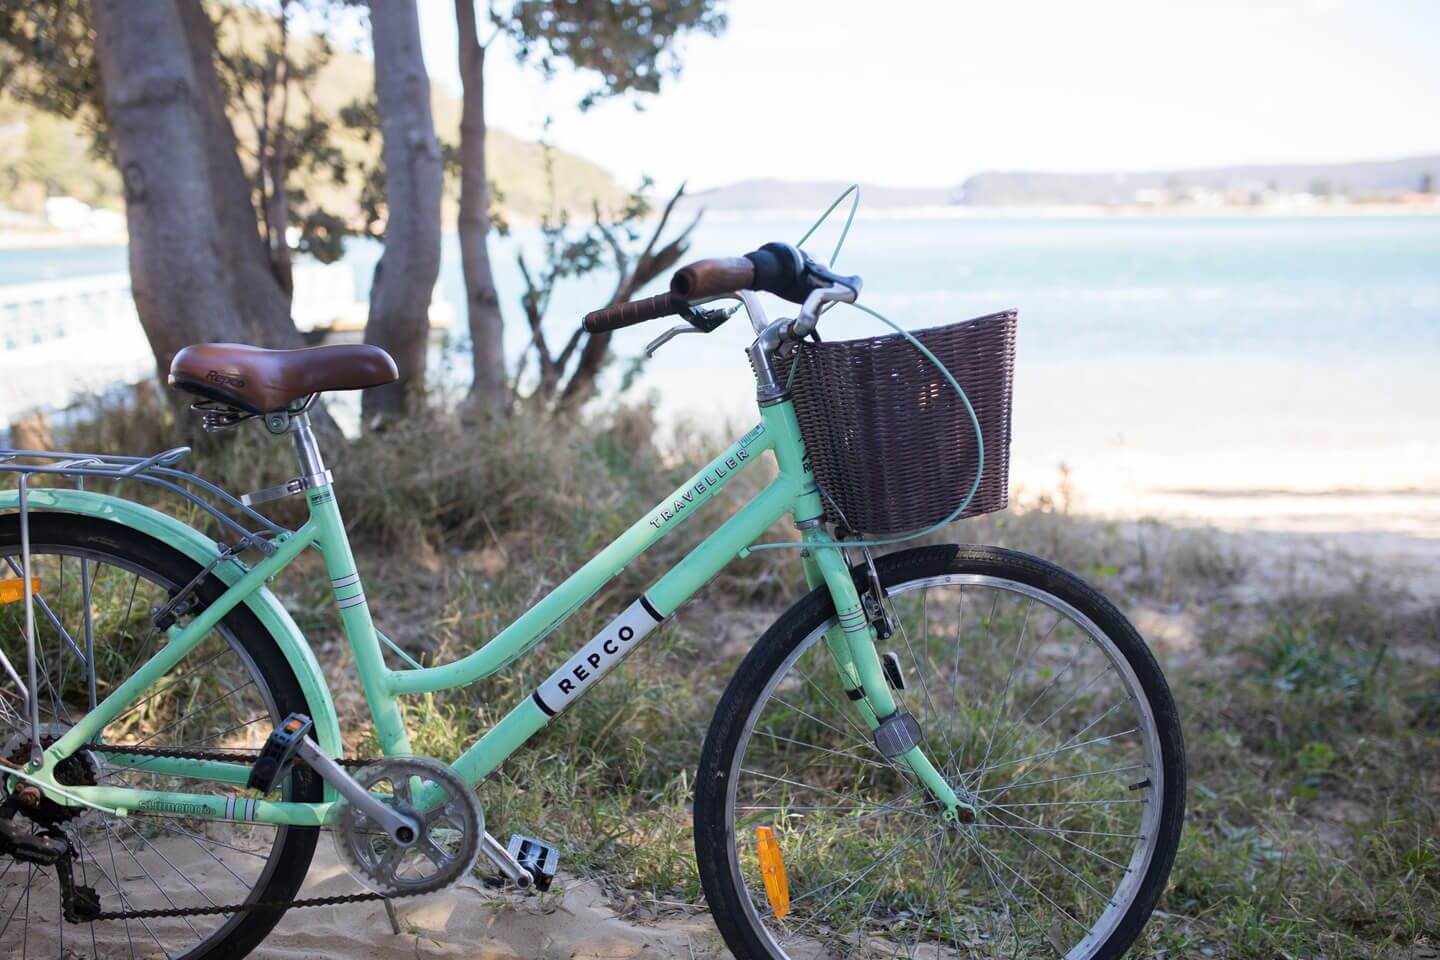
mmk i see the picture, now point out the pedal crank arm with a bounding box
[481,831,533,889]
[294,739,418,843]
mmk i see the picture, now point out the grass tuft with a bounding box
[11,392,1437,955]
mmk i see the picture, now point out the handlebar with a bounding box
[582,291,686,333]
[670,257,754,300]
[580,241,860,338]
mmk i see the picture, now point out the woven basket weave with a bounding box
[788,310,1016,535]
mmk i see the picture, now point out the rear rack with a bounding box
[1,445,297,766]
[0,446,289,554]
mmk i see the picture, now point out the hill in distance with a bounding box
[962,154,1440,206]
[682,155,1440,211]
[679,179,955,212]
[0,35,624,226]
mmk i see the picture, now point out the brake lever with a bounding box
[645,302,741,357]
[681,302,739,332]
[793,281,860,338]
[645,324,701,357]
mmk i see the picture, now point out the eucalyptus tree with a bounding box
[361,0,442,423]
[453,0,728,416]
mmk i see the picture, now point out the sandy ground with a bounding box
[263,844,728,960]
[256,513,1438,960]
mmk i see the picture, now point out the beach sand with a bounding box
[5,512,1432,959]
[5,829,730,959]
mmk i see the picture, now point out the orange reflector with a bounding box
[0,578,41,605]
[755,826,791,919]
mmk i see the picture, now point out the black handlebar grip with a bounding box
[583,291,686,333]
[743,242,813,304]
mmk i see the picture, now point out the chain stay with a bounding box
[59,742,392,922]
[90,889,396,922]
[84,741,376,767]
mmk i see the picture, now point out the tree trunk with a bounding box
[91,0,246,381]
[362,0,443,423]
[175,0,303,350]
[455,0,507,418]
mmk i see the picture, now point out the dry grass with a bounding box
[20,392,1439,957]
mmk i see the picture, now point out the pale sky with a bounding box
[415,0,1439,192]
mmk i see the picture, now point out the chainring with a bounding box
[333,756,482,897]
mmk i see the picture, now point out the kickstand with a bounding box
[383,898,402,935]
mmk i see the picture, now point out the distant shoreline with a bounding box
[686,202,1440,222]
[4,202,1438,251]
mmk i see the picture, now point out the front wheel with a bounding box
[695,544,1185,960]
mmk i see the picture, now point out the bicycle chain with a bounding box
[70,743,421,923]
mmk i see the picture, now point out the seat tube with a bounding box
[293,416,411,757]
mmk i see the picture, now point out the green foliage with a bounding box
[0,0,118,211]
[212,0,361,261]
[1249,617,1387,700]
[0,1,102,142]
[501,0,728,110]
[0,0,628,225]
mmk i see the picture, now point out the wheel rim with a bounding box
[723,574,1166,959]
[0,542,296,959]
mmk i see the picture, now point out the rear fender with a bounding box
[0,487,344,761]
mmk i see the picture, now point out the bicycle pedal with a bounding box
[246,713,313,793]
[506,834,559,891]
[881,651,906,691]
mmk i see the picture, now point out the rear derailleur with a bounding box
[0,801,101,922]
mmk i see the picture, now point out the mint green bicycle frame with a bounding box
[18,393,966,827]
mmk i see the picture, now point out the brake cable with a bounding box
[749,185,985,553]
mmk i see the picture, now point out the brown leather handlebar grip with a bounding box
[670,257,755,300]
[583,291,686,333]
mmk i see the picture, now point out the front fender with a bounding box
[0,487,343,760]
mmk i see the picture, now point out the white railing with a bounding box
[1,273,152,427]
[1,263,453,427]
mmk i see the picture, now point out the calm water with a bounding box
[6,214,1439,528]
[9,214,1437,361]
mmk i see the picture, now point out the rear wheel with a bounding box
[695,545,1185,959]
[0,514,321,959]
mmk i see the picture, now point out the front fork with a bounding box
[800,531,977,825]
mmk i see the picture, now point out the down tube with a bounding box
[449,476,800,787]
[384,424,773,696]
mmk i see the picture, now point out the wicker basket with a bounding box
[788,310,1016,535]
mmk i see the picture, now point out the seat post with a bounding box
[291,413,328,480]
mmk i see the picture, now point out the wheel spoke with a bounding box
[723,569,1173,960]
[0,542,301,958]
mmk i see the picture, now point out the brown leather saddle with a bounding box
[169,343,398,414]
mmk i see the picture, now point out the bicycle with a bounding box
[1,238,1185,959]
